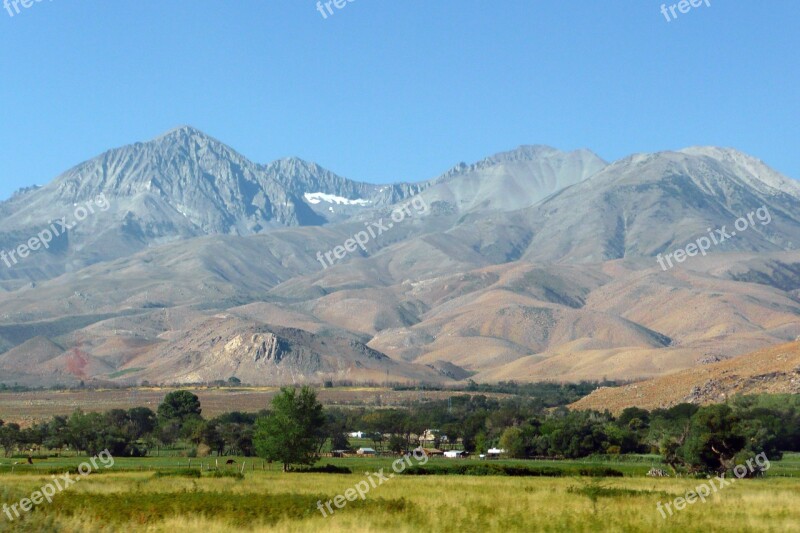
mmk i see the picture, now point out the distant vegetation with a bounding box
[0,383,34,392]
[393,380,621,406]
[0,390,798,477]
[463,380,621,405]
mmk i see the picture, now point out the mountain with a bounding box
[0,126,421,284]
[421,145,606,217]
[445,148,800,264]
[2,129,800,388]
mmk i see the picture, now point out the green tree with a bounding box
[388,434,407,454]
[0,421,20,457]
[157,390,202,423]
[330,432,350,451]
[127,407,157,440]
[499,426,526,458]
[253,386,325,471]
[679,404,746,474]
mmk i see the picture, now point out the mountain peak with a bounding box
[679,146,800,197]
[152,125,216,144]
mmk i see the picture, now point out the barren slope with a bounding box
[571,341,800,413]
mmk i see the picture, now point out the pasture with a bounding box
[1,454,799,532]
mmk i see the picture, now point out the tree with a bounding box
[127,407,157,440]
[330,432,350,451]
[253,386,326,471]
[201,421,225,456]
[66,410,99,454]
[42,416,70,452]
[0,421,20,457]
[679,404,745,474]
[499,426,526,458]
[388,434,407,454]
[157,390,202,423]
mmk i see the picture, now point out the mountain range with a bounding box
[2,126,800,390]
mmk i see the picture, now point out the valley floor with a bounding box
[0,387,513,427]
[1,455,799,532]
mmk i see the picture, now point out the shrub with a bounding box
[401,464,563,477]
[206,470,244,480]
[153,469,202,478]
[578,467,624,477]
[294,464,352,474]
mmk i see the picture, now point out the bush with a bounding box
[578,467,624,477]
[42,467,105,476]
[401,464,564,477]
[153,469,202,478]
[294,464,352,474]
[206,470,244,480]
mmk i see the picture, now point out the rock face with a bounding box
[254,334,284,363]
[225,333,285,364]
[111,317,447,387]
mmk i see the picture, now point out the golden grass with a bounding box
[1,472,798,532]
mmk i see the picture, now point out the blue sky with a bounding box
[1,0,798,199]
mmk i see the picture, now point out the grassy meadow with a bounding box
[1,454,799,532]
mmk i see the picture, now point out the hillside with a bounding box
[570,341,800,413]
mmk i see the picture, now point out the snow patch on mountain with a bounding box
[304,192,371,206]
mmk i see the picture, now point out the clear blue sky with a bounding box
[1,0,798,199]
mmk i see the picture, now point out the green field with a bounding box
[1,454,799,532]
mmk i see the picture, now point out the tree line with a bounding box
[1,389,797,475]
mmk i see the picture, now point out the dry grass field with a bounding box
[1,469,798,532]
[0,387,511,426]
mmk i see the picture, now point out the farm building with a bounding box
[418,429,448,444]
[444,450,467,458]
